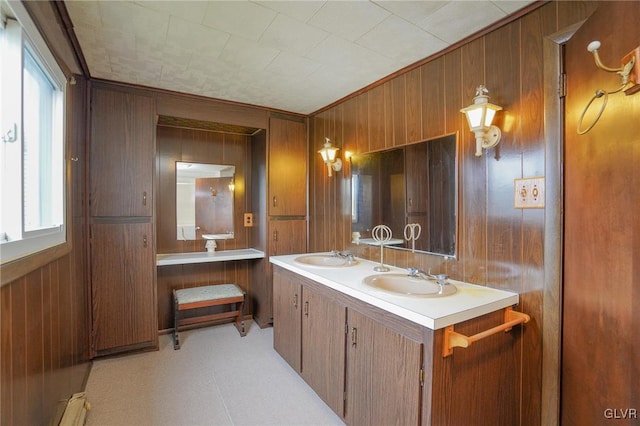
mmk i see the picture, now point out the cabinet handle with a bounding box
[351,327,357,347]
[408,197,413,207]
[143,191,147,206]
[304,301,309,317]
[293,293,298,308]
[272,196,277,207]
[273,229,278,242]
[143,234,148,248]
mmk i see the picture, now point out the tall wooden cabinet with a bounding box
[89,85,158,357]
[255,115,307,327]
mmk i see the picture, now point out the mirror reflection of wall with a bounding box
[351,148,405,243]
[350,134,457,257]
[176,162,235,240]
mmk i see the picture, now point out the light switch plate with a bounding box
[514,177,545,209]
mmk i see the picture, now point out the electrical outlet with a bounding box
[244,213,254,227]
[514,177,545,209]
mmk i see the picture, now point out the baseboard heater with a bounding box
[59,392,91,426]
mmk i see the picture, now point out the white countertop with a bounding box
[270,253,519,330]
[157,249,265,266]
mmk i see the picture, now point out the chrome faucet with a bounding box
[407,267,449,285]
[331,250,356,263]
[407,267,429,279]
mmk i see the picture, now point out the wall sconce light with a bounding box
[228,177,235,192]
[318,137,342,176]
[209,187,217,197]
[460,85,502,157]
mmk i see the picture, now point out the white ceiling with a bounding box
[65,1,535,115]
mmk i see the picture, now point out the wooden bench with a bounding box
[173,283,246,350]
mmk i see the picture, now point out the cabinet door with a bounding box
[269,219,307,255]
[346,309,423,426]
[301,287,346,416]
[90,87,155,217]
[345,310,375,426]
[268,117,306,216]
[90,221,157,355]
[260,221,306,327]
[273,268,302,371]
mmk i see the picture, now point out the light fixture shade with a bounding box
[460,88,502,131]
[318,137,342,176]
[318,137,339,163]
[460,85,503,157]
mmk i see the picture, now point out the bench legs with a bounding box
[173,288,247,350]
[235,299,247,337]
[173,289,181,350]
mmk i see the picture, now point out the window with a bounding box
[1,0,67,265]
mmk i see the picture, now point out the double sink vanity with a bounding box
[270,252,525,426]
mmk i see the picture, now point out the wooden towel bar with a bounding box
[173,283,246,350]
[442,307,530,357]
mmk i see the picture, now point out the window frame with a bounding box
[1,0,71,285]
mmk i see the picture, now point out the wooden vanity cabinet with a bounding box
[88,84,158,357]
[273,266,420,422]
[272,269,302,371]
[273,268,346,415]
[345,308,423,426]
[273,268,345,415]
[301,286,346,416]
[273,265,522,425]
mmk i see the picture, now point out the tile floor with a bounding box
[84,322,345,426]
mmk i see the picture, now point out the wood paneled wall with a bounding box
[562,2,640,424]
[156,126,258,330]
[308,2,598,425]
[1,77,90,425]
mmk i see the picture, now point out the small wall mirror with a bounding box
[351,133,457,257]
[176,161,235,240]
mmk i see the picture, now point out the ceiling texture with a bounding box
[65,1,535,115]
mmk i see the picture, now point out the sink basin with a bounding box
[294,254,358,268]
[362,273,457,297]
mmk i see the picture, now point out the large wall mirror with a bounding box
[351,133,457,257]
[176,161,235,240]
